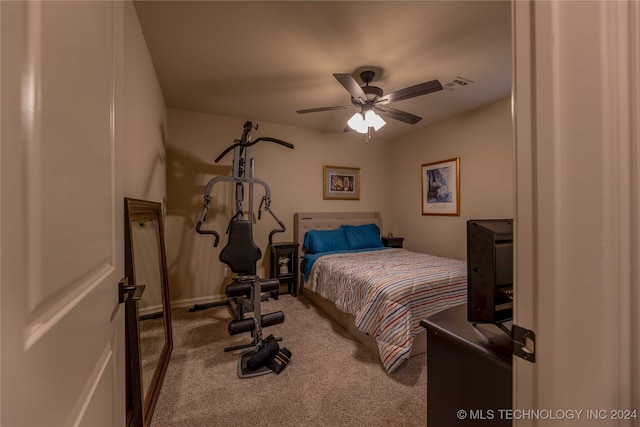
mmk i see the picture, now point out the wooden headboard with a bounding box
[294,212,383,254]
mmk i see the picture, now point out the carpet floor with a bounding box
[150,293,427,427]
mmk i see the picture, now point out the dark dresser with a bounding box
[420,304,513,426]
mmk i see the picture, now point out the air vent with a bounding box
[444,76,475,91]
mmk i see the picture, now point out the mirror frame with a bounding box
[124,198,173,427]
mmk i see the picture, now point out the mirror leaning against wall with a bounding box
[124,198,173,427]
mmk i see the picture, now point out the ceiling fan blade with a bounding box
[296,105,354,114]
[376,79,443,105]
[333,73,368,104]
[375,106,422,125]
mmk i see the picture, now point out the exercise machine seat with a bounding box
[219,219,261,275]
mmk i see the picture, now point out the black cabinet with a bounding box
[382,236,404,248]
[420,304,512,426]
[269,243,299,297]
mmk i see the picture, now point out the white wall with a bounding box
[389,97,513,260]
[165,109,393,305]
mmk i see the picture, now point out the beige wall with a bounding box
[124,1,167,311]
[165,97,513,304]
[165,109,393,304]
[389,96,513,260]
[124,1,167,204]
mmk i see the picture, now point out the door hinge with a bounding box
[512,324,536,363]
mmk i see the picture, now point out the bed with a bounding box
[294,212,467,373]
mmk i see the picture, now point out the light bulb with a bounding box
[347,112,368,133]
[365,110,386,131]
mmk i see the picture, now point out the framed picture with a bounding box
[421,157,460,216]
[323,165,360,200]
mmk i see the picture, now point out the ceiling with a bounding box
[134,1,512,140]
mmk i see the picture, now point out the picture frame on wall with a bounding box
[421,157,460,216]
[323,165,360,200]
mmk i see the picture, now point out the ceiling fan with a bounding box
[296,70,443,133]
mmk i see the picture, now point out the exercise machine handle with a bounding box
[195,221,220,247]
[213,123,294,164]
[267,215,286,246]
[195,204,220,247]
[252,137,295,150]
[214,137,294,163]
[259,196,286,245]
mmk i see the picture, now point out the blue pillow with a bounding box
[342,224,384,250]
[303,228,350,254]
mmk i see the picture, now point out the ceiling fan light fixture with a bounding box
[365,110,386,131]
[347,112,369,133]
[348,110,386,133]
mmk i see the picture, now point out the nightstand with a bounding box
[382,236,404,248]
[269,242,299,297]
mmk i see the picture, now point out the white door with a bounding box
[1,2,125,426]
[512,1,639,425]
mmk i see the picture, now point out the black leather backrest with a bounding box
[219,220,262,274]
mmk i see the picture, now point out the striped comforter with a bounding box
[305,248,467,373]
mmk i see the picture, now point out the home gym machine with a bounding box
[195,121,294,378]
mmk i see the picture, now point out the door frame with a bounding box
[512,0,639,423]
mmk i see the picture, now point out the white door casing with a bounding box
[1,2,125,426]
[513,1,639,426]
